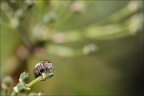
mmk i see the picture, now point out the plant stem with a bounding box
[10,72,54,96]
[27,76,42,88]
[10,76,43,96]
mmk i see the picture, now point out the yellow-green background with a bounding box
[1,0,143,95]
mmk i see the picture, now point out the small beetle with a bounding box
[33,60,55,78]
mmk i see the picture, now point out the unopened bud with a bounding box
[1,76,13,90]
[42,72,54,81]
[19,71,29,82]
[13,82,28,93]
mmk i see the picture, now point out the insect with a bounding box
[33,60,55,78]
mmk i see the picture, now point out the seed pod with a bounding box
[33,60,55,78]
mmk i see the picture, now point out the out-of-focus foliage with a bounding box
[0,0,143,95]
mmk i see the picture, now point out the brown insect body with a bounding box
[33,60,55,78]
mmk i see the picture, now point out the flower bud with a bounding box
[41,72,54,81]
[19,71,29,82]
[1,76,13,90]
[13,82,29,93]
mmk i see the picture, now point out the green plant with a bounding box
[1,60,55,96]
[1,0,143,95]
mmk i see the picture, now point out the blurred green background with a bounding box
[0,0,144,95]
